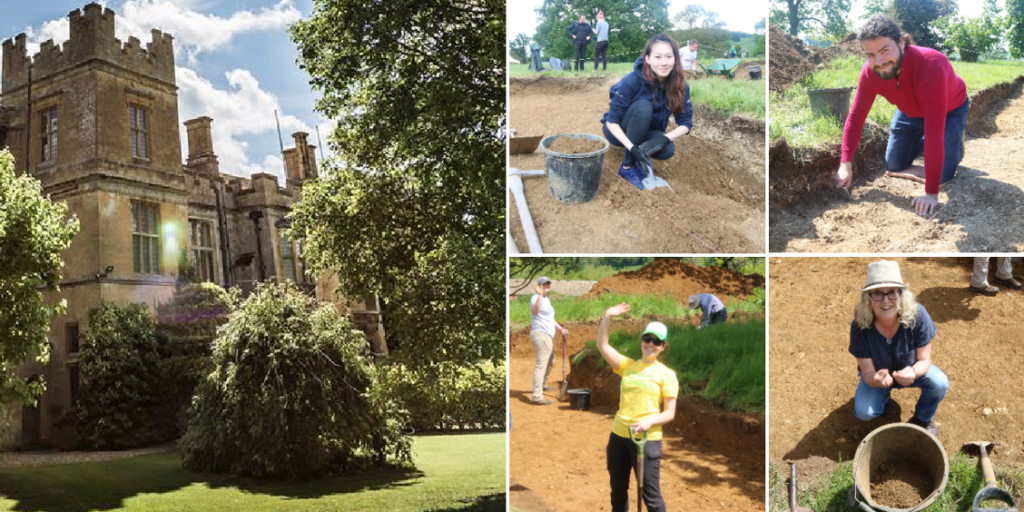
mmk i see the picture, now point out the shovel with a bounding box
[559,331,569,402]
[784,463,815,512]
[629,426,648,512]
[964,441,1019,512]
[638,159,675,193]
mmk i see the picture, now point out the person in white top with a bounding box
[680,39,699,78]
[529,276,568,405]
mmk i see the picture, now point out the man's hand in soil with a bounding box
[630,419,655,434]
[834,161,853,189]
[870,369,894,388]
[911,194,939,215]
[893,366,916,387]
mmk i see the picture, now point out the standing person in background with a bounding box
[969,257,1021,296]
[741,46,747,58]
[688,293,727,329]
[566,15,593,72]
[730,47,736,58]
[593,11,609,71]
[530,277,568,405]
[680,39,699,79]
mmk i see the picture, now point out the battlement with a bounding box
[2,3,175,93]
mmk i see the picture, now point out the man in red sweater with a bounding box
[834,15,969,215]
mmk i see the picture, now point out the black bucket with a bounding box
[808,87,854,126]
[541,133,609,205]
[567,389,592,410]
[747,66,762,80]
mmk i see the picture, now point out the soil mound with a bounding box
[584,259,764,302]
[869,460,934,508]
[769,27,816,93]
[549,137,604,154]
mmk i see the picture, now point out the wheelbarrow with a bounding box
[698,59,743,80]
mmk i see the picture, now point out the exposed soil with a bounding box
[583,258,765,303]
[508,279,597,298]
[768,28,862,94]
[869,460,934,509]
[549,137,605,154]
[509,74,765,253]
[510,478,558,512]
[769,257,1024,466]
[769,32,1024,252]
[510,317,765,512]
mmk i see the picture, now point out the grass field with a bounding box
[509,58,766,119]
[574,318,766,413]
[0,434,505,512]
[509,290,764,328]
[768,452,1024,512]
[770,56,1024,148]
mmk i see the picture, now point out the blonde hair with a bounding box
[854,288,919,329]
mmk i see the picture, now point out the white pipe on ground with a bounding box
[508,172,543,254]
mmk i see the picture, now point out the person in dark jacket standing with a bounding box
[599,33,693,190]
[566,15,592,72]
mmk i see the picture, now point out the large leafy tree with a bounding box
[774,0,853,37]
[533,0,671,64]
[1010,0,1024,57]
[510,33,531,62]
[893,0,958,50]
[932,0,1005,61]
[289,0,504,366]
[0,149,78,411]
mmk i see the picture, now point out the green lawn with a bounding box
[510,58,766,119]
[573,318,765,413]
[770,55,1024,148]
[769,452,1024,512]
[0,433,506,512]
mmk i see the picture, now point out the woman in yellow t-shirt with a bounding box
[597,302,679,512]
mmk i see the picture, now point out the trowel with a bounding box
[638,160,675,193]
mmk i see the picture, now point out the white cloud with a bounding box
[176,66,312,180]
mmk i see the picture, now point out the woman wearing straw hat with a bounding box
[530,276,568,406]
[597,302,679,512]
[849,260,948,437]
[688,293,727,329]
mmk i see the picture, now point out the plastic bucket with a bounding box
[747,66,762,80]
[567,389,592,410]
[541,133,609,205]
[808,87,854,126]
[849,423,949,512]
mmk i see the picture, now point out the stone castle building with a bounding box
[0,4,384,448]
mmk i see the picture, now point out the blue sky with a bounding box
[1,0,332,181]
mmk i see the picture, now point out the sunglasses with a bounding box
[641,335,666,347]
[869,290,900,302]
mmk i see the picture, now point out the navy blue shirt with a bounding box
[849,304,936,374]
[600,58,693,134]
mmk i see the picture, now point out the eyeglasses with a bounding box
[869,290,900,302]
[642,337,666,347]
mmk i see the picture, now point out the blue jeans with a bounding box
[602,100,675,167]
[854,365,949,422]
[885,96,969,185]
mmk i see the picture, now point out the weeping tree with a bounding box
[180,283,410,478]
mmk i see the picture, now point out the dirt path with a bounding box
[769,258,1024,466]
[510,320,765,512]
[509,74,765,253]
[770,79,1024,252]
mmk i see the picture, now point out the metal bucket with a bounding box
[850,423,949,512]
[541,134,609,205]
[807,87,854,126]
[567,388,592,410]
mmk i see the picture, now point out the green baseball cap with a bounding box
[642,321,668,341]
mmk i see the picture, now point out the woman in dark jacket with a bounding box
[600,33,693,190]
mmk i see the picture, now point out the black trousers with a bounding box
[594,40,608,70]
[602,100,675,167]
[711,308,728,325]
[607,432,665,512]
[573,41,588,71]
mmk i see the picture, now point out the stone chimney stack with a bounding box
[184,116,219,175]
[283,131,318,186]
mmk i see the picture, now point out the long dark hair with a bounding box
[640,33,687,115]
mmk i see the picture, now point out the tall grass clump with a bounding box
[574,319,765,413]
[509,293,694,327]
[689,76,766,119]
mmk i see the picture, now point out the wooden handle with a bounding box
[979,445,997,486]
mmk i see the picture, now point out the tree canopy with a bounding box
[289,0,504,366]
[0,149,78,409]
[1010,0,1024,58]
[894,0,958,50]
[932,0,1005,60]
[774,0,853,38]
[510,33,531,62]
[533,0,671,63]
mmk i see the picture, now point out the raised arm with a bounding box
[597,302,629,370]
[530,286,543,315]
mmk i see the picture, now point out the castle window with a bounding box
[66,323,80,356]
[130,104,149,160]
[40,108,58,163]
[189,219,215,282]
[280,232,296,282]
[131,202,160,274]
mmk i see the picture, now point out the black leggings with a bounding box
[602,100,675,167]
[594,40,608,70]
[607,432,665,512]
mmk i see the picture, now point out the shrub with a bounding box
[77,302,160,449]
[180,283,411,478]
[378,361,505,432]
